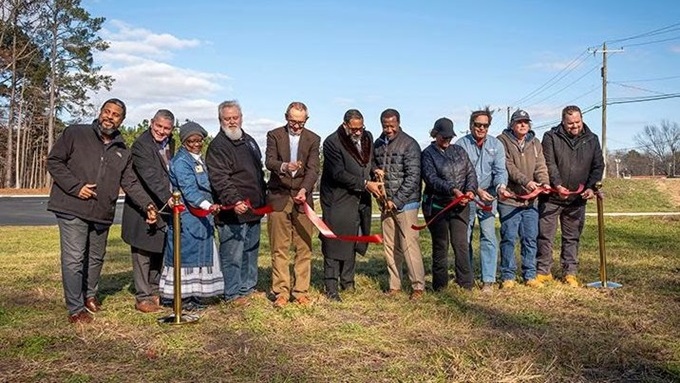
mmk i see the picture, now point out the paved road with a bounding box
[0,196,124,226]
[1,196,679,226]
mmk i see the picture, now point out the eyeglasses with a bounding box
[185,138,203,144]
[346,125,365,133]
[288,120,307,128]
[473,122,490,129]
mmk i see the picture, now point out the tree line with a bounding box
[0,0,111,189]
[610,120,680,178]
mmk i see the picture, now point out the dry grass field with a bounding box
[0,179,678,382]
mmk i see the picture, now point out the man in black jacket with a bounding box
[206,100,267,306]
[121,109,175,313]
[373,109,425,299]
[47,98,157,323]
[536,105,604,287]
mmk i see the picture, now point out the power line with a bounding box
[525,63,600,108]
[609,81,667,95]
[510,49,590,106]
[607,22,680,44]
[623,35,680,48]
[611,74,680,83]
[529,93,680,132]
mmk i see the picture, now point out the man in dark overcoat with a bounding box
[122,109,176,313]
[319,109,383,302]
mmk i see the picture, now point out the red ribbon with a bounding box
[510,184,585,201]
[187,199,274,218]
[302,203,383,243]
[412,195,469,231]
[172,204,186,214]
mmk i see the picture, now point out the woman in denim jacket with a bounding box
[159,122,224,310]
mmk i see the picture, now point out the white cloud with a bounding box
[91,20,232,136]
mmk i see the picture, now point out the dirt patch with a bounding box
[654,178,680,207]
[0,188,49,195]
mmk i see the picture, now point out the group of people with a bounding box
[47,98,603,324]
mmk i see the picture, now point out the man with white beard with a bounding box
[206,100,267,306]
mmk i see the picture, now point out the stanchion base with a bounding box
[586,281,623,289]
[157,313,200,325]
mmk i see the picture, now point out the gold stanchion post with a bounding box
[159,191,200,324]
[586,182,622,289]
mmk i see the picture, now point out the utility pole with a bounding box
[593,43,624,179]
[601,42,608,179]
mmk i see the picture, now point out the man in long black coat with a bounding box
[320,109,383,302]
[121,109,176,313]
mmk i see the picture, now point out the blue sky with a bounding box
[84,0,680,154]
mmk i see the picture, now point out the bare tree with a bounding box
[634,120,680,177]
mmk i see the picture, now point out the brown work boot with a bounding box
[409,289,424,300]
[563,274,580,287]
[230,296,249,307]
[294,295,312,307]
[384,289,401,297]
[536,273,554,283]
[501,280,516,290]
[525,279,543,288]
[135,299,163,313]
[273,295,288,309]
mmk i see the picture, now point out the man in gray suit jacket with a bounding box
[265,102,320,308]
[121,109,176,313]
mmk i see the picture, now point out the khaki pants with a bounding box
[382,208,425,291]
[268,198,313,299]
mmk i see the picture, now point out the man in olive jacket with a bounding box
[47,98,157,323]
[121,109,176,313]
[497,110,549,289]
[536,105,604,287]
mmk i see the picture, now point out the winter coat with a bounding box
[47,121,152,225]
[421,142,478,217]
[497,129,549,207]
[320,126,374,260]
[373,130,421,210]
[164,147,215,268]
[121,129,175,253]
[541,123,604,206]
[205,129,267,225]
[455,134,508,196]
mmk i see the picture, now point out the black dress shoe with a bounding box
[325,291,342,302]
[85,297,101,313]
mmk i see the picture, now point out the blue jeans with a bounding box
[498,203,539,281]
[217,222,261,301]
[467,201,498,283]
[56,216,109,315]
